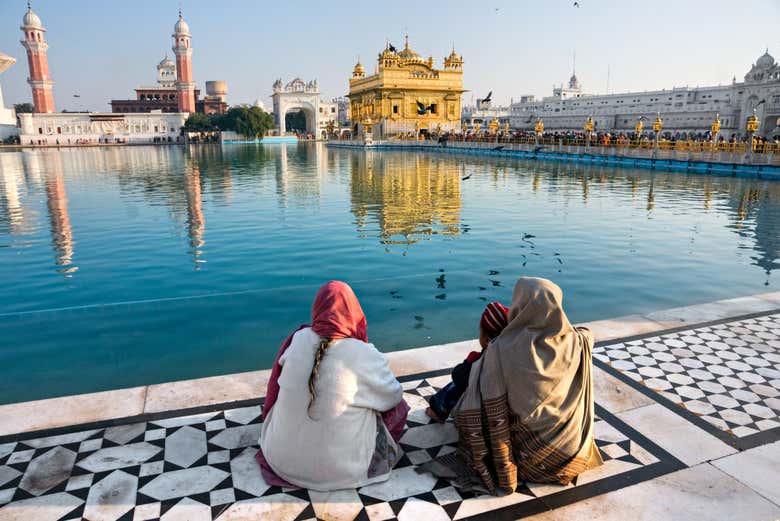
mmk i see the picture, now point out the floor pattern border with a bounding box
[593,308,780,451]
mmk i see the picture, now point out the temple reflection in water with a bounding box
[0,145,778,284]
[349,151,462,246]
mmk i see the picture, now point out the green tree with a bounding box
[217,105,274,139]
[182,113,216,133]
[13,103,34,113]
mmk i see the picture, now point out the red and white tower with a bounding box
[20,2,55,113]
[172,10,195,113]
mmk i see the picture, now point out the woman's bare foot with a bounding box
[425,407,445,423]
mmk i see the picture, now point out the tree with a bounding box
[14,103,33,114]
[182,113,216,133]
[216,105,274,139]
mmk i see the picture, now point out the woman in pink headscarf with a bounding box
[257,281,409,491]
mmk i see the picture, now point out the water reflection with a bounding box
[349,151,462,246]
[0,144,779,283]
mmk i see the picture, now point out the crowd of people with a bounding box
[257,279,602,494]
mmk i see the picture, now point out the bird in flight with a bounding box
[574,2,580,7]
[416,100,434,115]
[389,43,397,52]
[483,91,493,104]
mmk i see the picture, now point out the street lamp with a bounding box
[534,117,544,146]
[584,116,594,147]
[652,113,662,155]
[711,113,721,145]
[745,109,759,162]
[634,117,644,143]
[489,117,499,135]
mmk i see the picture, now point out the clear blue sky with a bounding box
[0,0,777,111]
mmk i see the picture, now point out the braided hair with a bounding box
[307,337,333,418]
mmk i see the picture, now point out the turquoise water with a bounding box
[0,143,778,404]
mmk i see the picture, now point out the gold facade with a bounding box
[348,36,465,137]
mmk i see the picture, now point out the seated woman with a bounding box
[419,277,603,494]
[257,281,409,491]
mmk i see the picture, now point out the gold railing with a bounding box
[407,135,779,155]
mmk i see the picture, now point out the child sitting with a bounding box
[426,301,509,422]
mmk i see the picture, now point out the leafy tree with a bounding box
[217,106,274,139]
[14,103,34,113]
[182,113,216,133]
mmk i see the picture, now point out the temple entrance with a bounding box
[271,78,321,136]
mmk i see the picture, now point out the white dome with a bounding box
[158,56,175,68]
[756,51,774,68]
[22,7,42,29]
[174,13,190,35]
[254,99,266,111]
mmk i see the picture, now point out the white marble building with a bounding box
[462,98,511,131]
[0,52,17,140]
[510,50,780,137]
[271,78,321,136]
[18,112,186,146]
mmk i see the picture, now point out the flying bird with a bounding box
[73,94,81,98]
[389,43,397,52]
[416,100,434,115]
[461,173,472,181]
[574,2,580,7]
[483,91,493,104]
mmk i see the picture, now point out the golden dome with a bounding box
[398,35,423,63]
[353,59,366,77]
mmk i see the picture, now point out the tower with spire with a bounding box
[20,2,55,113]
[172,10,195,113]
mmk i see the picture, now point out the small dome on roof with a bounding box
[398,35,423,63]
[756,50,775,68]
[158,55,175,68]
[174,11,190,35]
[22,4,42,29]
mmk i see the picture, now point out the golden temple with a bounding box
[348,36,465,138]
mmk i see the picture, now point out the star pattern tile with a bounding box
[594,313,780,446]
[0,378,678,521]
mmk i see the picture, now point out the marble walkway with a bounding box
[0,293,778,520]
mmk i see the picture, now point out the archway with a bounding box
[282,106,316,134]
[271,79,321,137]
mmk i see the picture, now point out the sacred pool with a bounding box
[0,143,777,404]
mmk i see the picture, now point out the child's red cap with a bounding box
[480,301,509,340]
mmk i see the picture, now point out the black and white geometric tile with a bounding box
[0,373,681,521]
[594,312,780,448]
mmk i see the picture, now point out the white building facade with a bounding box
[0,52,17,140]
[462,99,511,131]
[509,50,780,138]
[18,112,186,146]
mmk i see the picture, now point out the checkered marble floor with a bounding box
[594,312,780,448]
[0,373,680,521]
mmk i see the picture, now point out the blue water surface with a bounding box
[0,143,777,404]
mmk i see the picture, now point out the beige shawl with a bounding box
[422,277,602,494]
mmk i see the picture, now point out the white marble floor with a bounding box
[0,307,778,520]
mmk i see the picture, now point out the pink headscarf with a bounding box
[262,281,367,420]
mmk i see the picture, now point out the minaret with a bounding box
[172,10,195,113]
[20,2,55,113]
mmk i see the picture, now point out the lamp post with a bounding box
[634,117,644,146]
[745,109,759,163]
[534,117,544,146]
[489,117,499,135]
[584,116,594,148]
[652,113,662,156]
[711,113,721,148]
